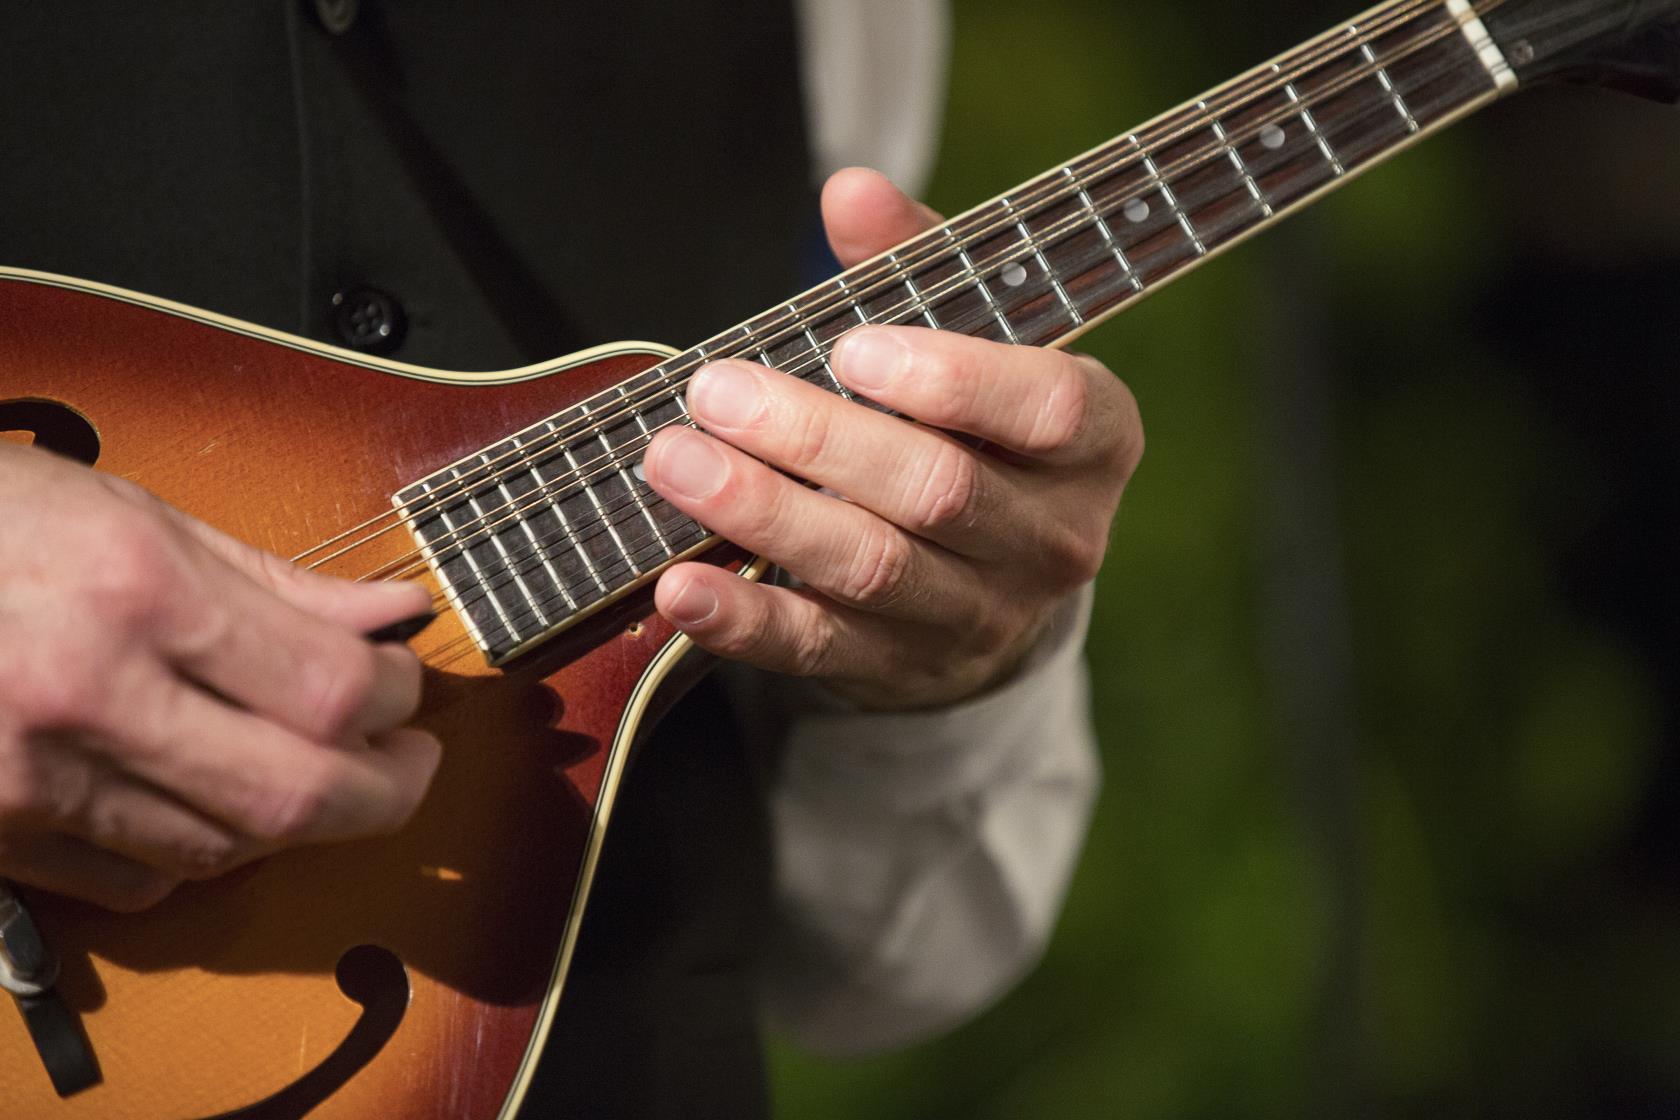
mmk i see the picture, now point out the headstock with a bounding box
[1483,0,1680,101]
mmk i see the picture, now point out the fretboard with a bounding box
[397,0,1518,666]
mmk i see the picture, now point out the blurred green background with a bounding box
[771,1,1680,1116]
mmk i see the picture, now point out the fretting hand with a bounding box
[0,443,441,910]
[645,169,1144,709]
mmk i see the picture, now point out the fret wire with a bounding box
[1136,139,1208,257]
[469,458,553,632]
[948,225,1023,341]
[483,450,567,621]
[1282,74,1347,176]
[999,195,1084,327]
[611,386,677,558]
[539,418,611,594]
[835,275,872,327]
[888,252,943,331]
[492,442,576,615]
[1060,167,1144,294]
[790,301,854,398]
[560,411,641,577]
[1361,41,1421,131]
[507,435,579,611]
[431,475,526,643]
[1206,112,1273,219]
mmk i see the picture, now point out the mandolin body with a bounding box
[0,268,748,1119]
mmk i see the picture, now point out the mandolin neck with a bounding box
[398,0,1531,666]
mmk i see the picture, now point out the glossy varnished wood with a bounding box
[0,272,740,1119]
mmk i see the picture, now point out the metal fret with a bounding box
[428,477,527,642]
[1204,108,1273,219]
[1061,168,1145,293]
[1137,146,1207,257]
[538,418,609,594]
[1283,79,1345,176]
[1000,195,1084,326]
[611,386,676,558]
[561,409,640,578]
[462,458,551,631]
[1361,43,1420,132]
[948,226,1021,341]
[791,302,854,399]
[887,253,942,330]
[835,275,871,327]
[507,436,581,614]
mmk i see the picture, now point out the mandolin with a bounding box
[1,0,1675,1116]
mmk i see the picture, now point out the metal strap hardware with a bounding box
[0,881,99,1097]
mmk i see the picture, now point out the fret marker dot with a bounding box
[1124,198,1150,223]
[1260,124,1286,150]
[1001,262,1028,288]
[632,461,647,483]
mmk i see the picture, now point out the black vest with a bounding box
[1,3,816,1115]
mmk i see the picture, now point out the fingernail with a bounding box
[689,361,764,428]
[836,327,911,393]
[668,579,718,627]
[367,610,437,644]
[654,429,728,500]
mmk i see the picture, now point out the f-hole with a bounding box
[0,399,100,465]
[200,945,409,1120]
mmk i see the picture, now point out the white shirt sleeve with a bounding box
[735,1,1101,1057]
[731,588,1101,1055]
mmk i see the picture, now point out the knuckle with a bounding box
[782,399,837,471]
[302,641,378,740]
[917,351,976,426]
[15,654,103,728]
[838,527,913,610]
[786,616,836,678]
[172,834,244,880]
[92,518,175,623]
[908,444,979,535]
[246,769,330,844]
[1026,362,1092,455]
[1048,524,1109,586]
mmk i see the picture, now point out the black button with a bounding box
[312,0,358,35]
[332,287,406,355]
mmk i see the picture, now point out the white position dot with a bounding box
[1001,262,1028,287]
[632,460,647,483]
[1123,197,1150,224]
[1260,124,1286,150]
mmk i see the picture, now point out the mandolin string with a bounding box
[290,0,1456,572]
[362,12,1487,607]
[391,21,1496,664]
[416,37,1503,663]
[291,0,1445,574]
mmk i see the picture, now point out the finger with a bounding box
[159,557,424,741]
[114,669,441,846]
[655,563,871,681]
[831,326,1138,468]
[644,425,981,622]
[0,831,179,913]
[62,760,259,882]
[127,481,431,634]
[686,359,1018,559]
[184,521,432,635]
[822,167,945,267]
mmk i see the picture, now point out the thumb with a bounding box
[821,167,946,268]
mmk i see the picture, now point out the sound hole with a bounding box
[0,399,100,465]
[199,945,409,1120]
